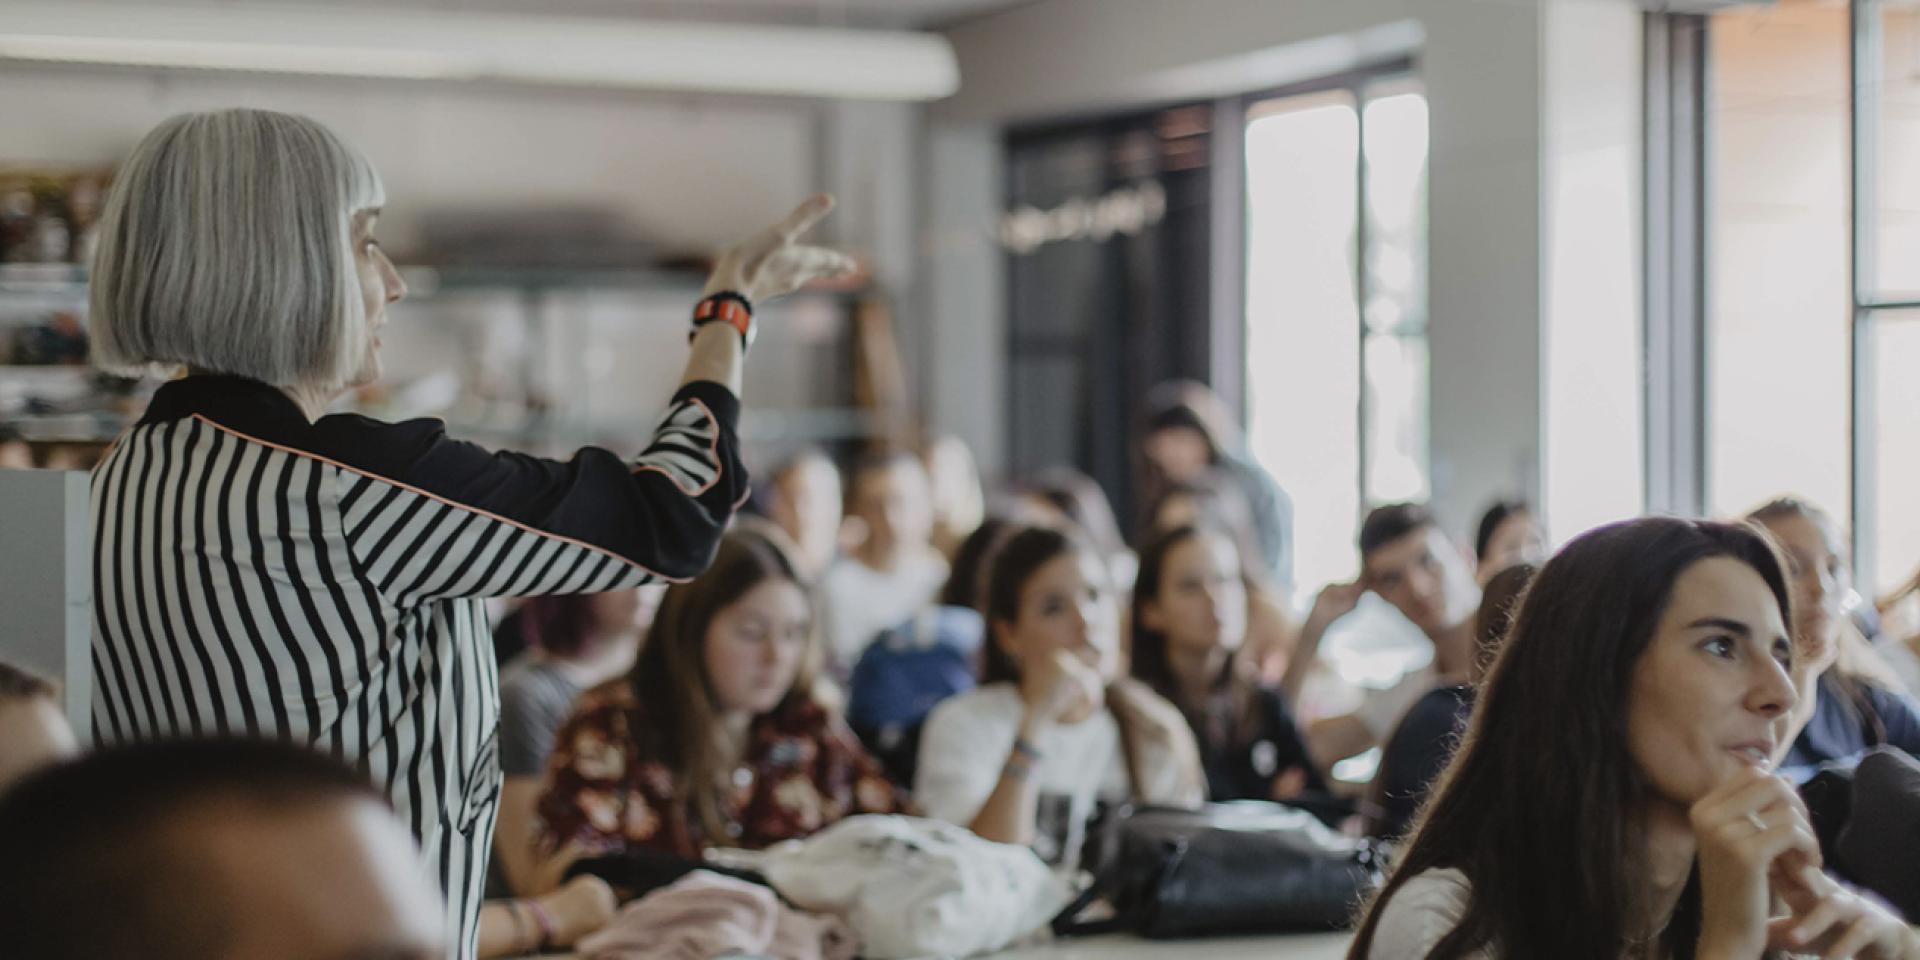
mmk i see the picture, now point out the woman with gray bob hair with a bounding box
[91,110,391,394]
[87,108,852,959]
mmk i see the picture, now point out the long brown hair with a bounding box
[629,528,819,843]
[1347,517,1793,960]
[1129,524,1256,749]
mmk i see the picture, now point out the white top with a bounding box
[1366,867,1485,959]
[818,550,949,675]
[916,683,1192,868]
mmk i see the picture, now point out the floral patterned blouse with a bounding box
[535,681,909,861]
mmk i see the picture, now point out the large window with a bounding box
[1683,0,1920,595]
[1244,76,1430,594]
[1704,2,1852,526]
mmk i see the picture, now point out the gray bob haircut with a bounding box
[89,109,385,389]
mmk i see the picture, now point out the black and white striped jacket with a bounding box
[90,374,747,957]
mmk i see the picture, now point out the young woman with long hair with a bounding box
[1128,524,1323,804]
[532,530,904,890]
[1349,517,1918,960]
[915,524,1204,868]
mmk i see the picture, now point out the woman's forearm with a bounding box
[678,320,744,395]
[966,763,1041,846]
[966,727,1046,846]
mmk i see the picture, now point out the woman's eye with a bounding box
[1702,637,1735,659]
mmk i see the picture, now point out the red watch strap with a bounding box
[692,295,754,343]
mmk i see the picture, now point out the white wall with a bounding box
[0,65,820,255]
[934,0,1570,542]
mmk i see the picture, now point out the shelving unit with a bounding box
[0,262,888,458]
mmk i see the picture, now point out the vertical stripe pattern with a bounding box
[89,389,733,957]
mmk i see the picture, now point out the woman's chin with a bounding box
[1798,626,1838,670]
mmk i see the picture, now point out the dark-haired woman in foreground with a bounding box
[1350,517,1918,960]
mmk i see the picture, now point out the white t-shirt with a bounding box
[916,683,1193,868]
[819,551,949,675]
[1367,867,1488,959]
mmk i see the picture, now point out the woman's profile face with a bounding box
[1479,511,1547,586]
[1624,556,1796,808]
[349,210,407,388]
[1143,531,1247,656]
[1000,550,1121,682]
[1144,426,1211,484]
[701,578,812,716]
[1755,512,1848,667]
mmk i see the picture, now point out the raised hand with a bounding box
[704,194,858,303]
[1306,579,1366,631]
[1020,648,1104,729]
[1691,766,1824,959]
[1768,860,1920,959]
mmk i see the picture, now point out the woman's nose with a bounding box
[1749,655,1798,720]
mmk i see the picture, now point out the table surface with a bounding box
[541,932,1354,960]
[986,932,1352,959]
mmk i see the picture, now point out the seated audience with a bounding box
[1349,517,1920,959]
[916,525,1204,868]
[1284,503,1482,771]
[1129,523,1325,804]
[1472,498,1547,587]
[818,451,949,676]
[0,737,447,960]
[1367,562,1537,840]
[1139,380,1294,593]
[764,447,845,579]
[1748,498,1920,782]
[0,662,78,789]
[534,529,906,889]
[494,586,662,896]
[847,517,1018,785]
[923,434,987,562]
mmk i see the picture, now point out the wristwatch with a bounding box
[691,291,755,349]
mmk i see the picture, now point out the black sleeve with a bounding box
[1258,687,1327,794]
[318,381,748,598]
[1372,687,1471,838]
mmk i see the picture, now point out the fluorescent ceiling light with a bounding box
[0,35,477,80]
[0,1,961,100]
